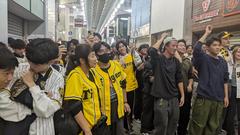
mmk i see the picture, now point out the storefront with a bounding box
[8,12,24,39]
[192,0,240,45]
[131,0,151,47]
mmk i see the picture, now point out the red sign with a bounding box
[193,9,220,22]
[192,0,220,22]
[223,0,240,16]
[75,18,83,27]
[202,0,211,12]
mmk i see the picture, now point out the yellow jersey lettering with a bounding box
[237,72,240,78]
[110,75,116,83]
[115,72,121,78]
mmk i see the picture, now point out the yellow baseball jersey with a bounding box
[120,54,138,92]
[93,60,126,125]
[64,66,101,128]
[219,48,230,60]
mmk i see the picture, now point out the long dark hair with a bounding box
[116,40,129,54]
[66,44,93,75]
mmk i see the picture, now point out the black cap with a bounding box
[217,31,233,39]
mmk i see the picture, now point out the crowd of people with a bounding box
[0,25,239,135]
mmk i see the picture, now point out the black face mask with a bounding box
[98,53,111,63]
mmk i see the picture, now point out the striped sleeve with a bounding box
[29,68,64,135]
[7,63,30,89]
[46,70,64,104]
[29,69,64,118]
[29,85,60,118]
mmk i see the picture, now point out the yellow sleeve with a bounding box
[113,60,124,70]
[64,72,83,101]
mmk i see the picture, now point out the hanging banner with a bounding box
[192,0,220,22]
[223,0,240,16]
[75,16,83,27]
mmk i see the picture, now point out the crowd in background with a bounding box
[0,25,240,135]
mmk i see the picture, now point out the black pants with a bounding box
[107,101,126,135]
[177,92,192,135]
[0,118,4,135]
[141,93,154,133]
[218,84,231,134]
[153,98,179,135]
[134,88,143,120]
[223,86,240,135]
[124,90,135,131]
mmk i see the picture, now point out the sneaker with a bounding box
[134,119,141,124]
[218,129,227,135]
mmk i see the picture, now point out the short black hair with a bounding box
[92,42,111,53]
[116,40,128,52]
[93,33,102,41]
[178,39,186,46]
[26,38,59,64]
[206,36,221,46]
[9,39,26,49]
[8,37,15,46]
[138,44,149,52]
[0,46,18,69]
[69,39,79,46]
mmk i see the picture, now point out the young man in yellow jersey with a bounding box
[92,42,131,135]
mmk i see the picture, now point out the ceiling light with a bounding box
[100,0,125,33]
[120,18,128,21]
[59,5,66,8]
[125,9,132,13]
[72,6,76,9]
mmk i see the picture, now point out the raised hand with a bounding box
[160,32,168,40]
[199,25,213,42]
[205,25,212,35]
